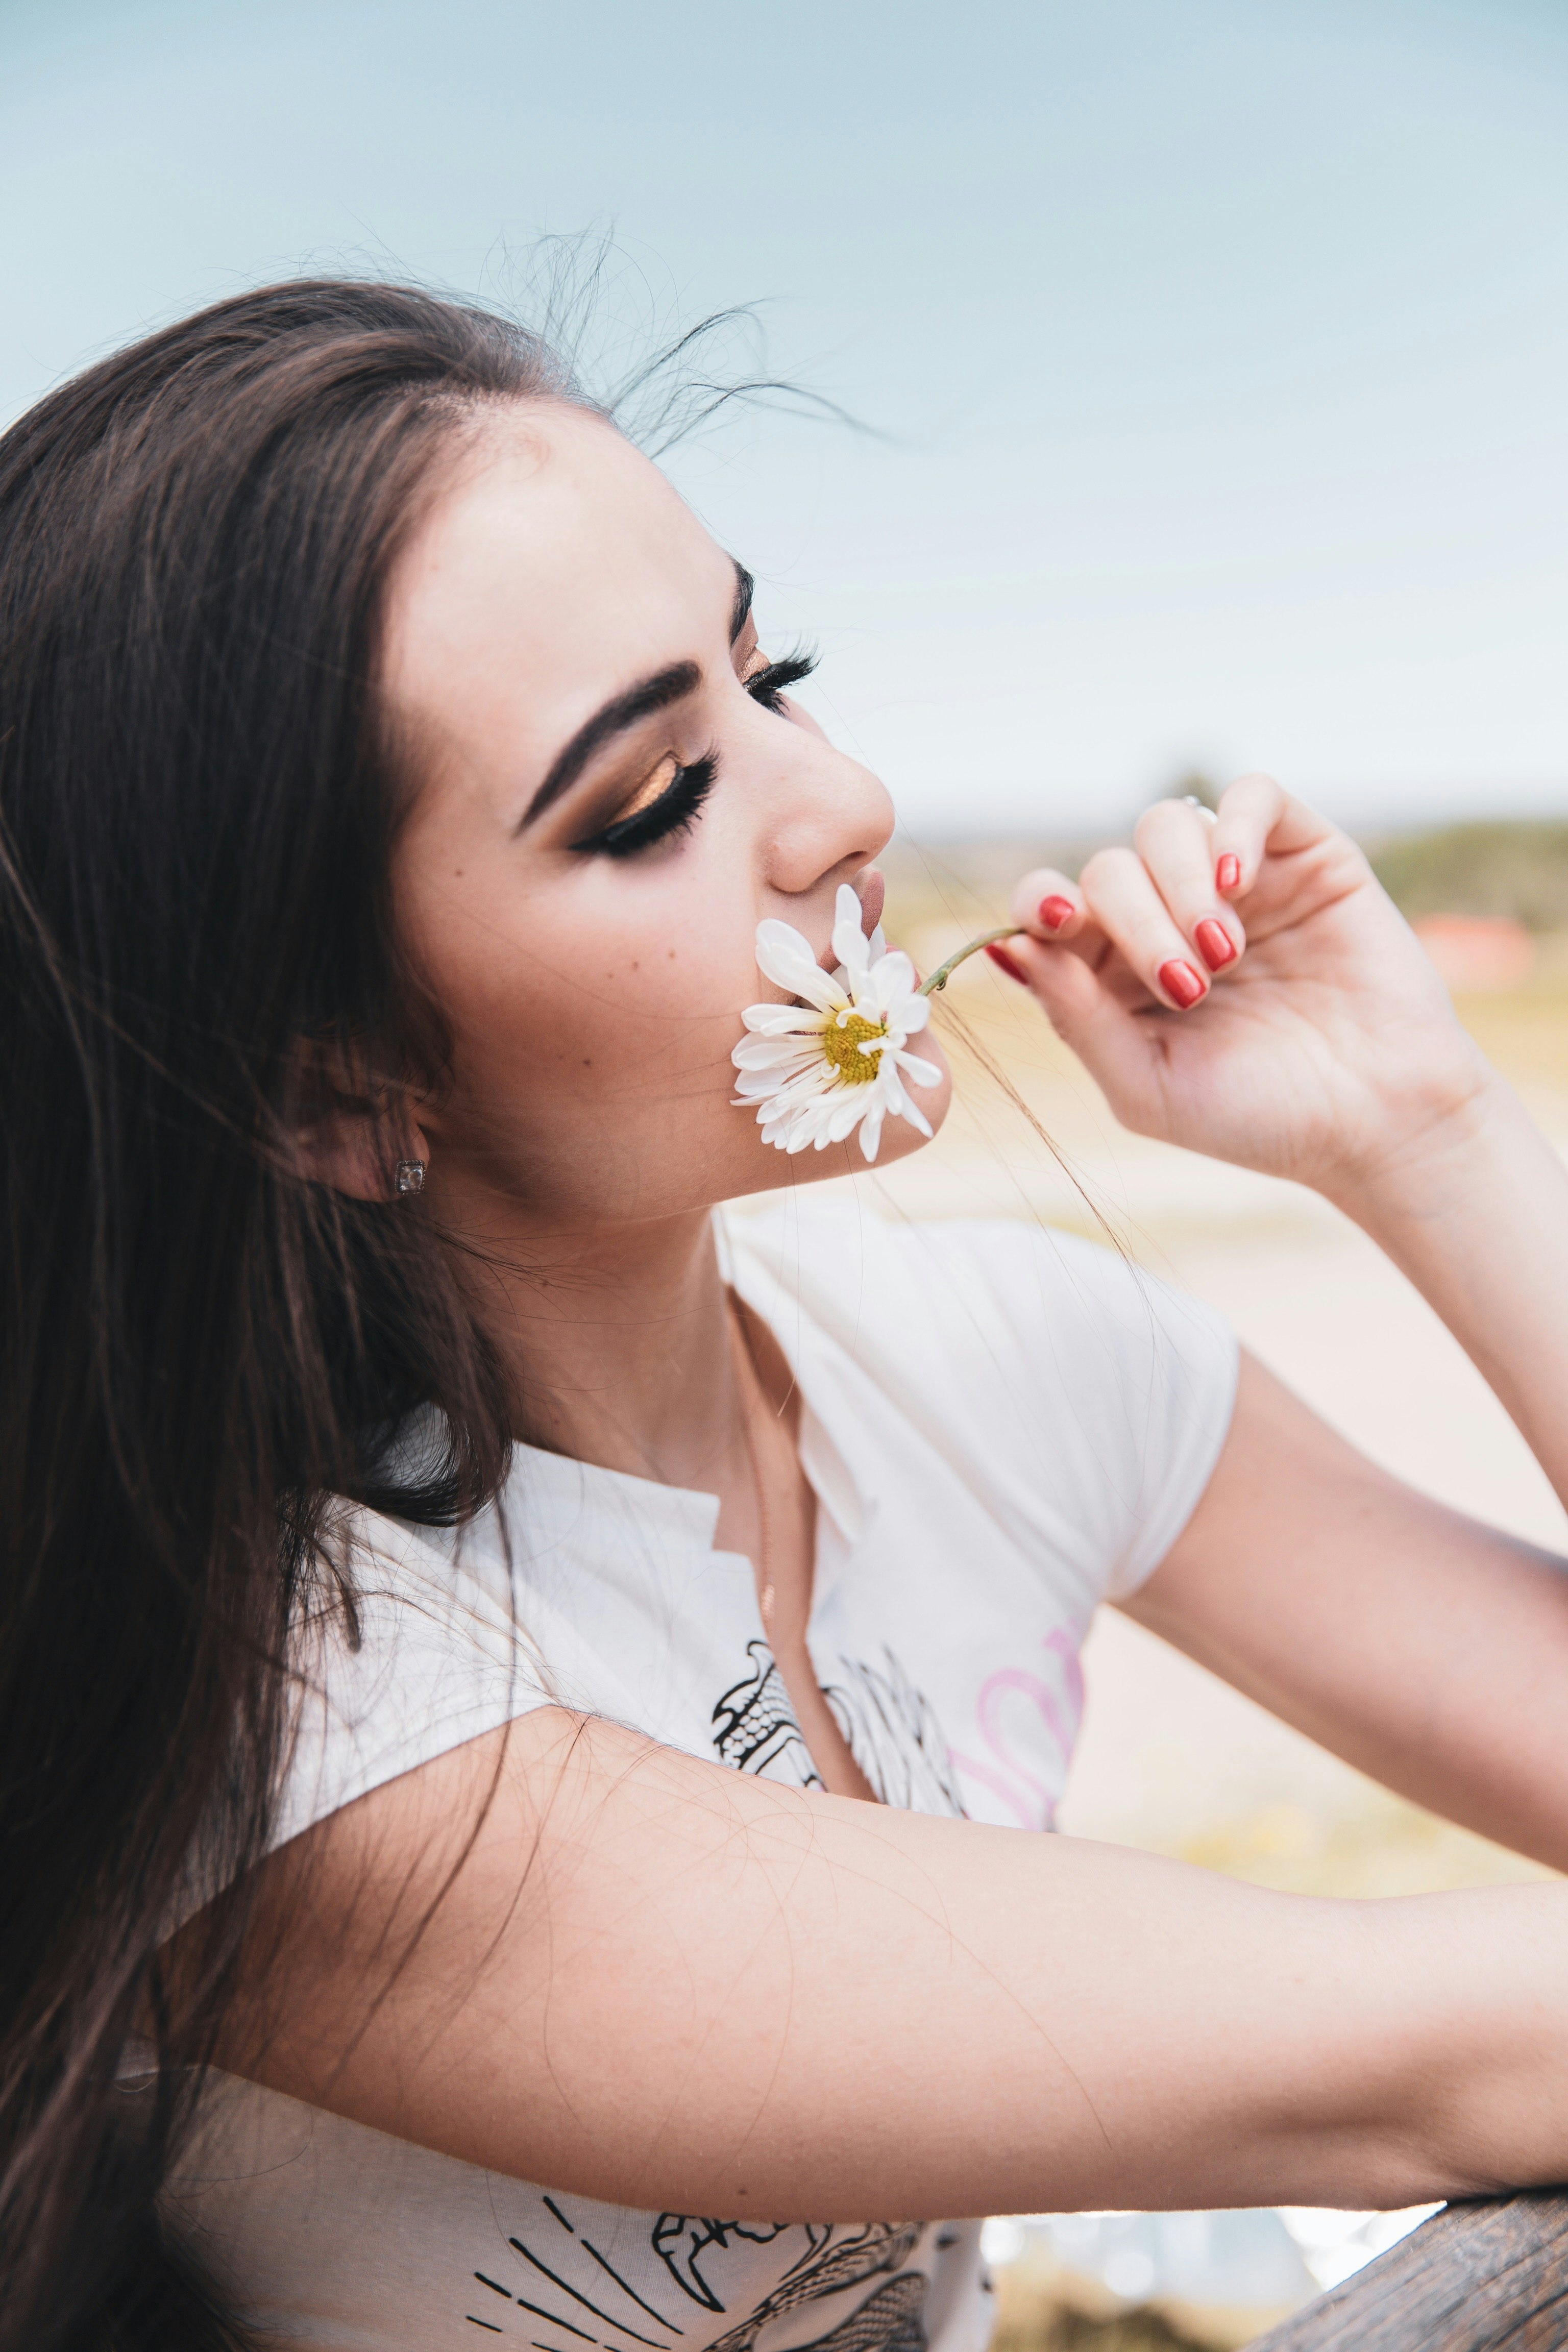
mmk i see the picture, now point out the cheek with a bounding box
[414,877,756,1134]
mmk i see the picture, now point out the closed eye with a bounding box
[744,650,817,715]
[569,751,717,859]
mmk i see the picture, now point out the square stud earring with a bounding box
[395,1159,427,1195]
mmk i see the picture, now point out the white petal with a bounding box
[751,1071,835,1113]
[878,1065,933,1138]
[734,1069,818,1102]
[733,1058,814,1091]
[877,1069,928,1139]
[858,1106,886,1161]
[820,1094,868,1143]
[732,1036,827,1070]
[775,1056,839,1093]
[747,1077,832,1110]
[868,950,918,1014]
[755,921,845,1013]
[892,1049,944,1089]
[795,1094,847,1143]
[753,916,817,982]
[831,884,872,979]
[742,1001,830,1037]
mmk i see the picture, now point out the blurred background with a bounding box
[6,0,1566,2340]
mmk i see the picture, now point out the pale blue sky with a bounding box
[3,0,1565,835]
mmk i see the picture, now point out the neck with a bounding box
[443,1195,741,1493]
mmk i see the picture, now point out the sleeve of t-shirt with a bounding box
[273,1507,558,1855]
[737,1203,1240,1614]
[901,1218,1239,1603]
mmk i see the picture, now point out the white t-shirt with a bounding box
[165,1205,1237,2352]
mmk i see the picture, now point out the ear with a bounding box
[287,1036,429,1203]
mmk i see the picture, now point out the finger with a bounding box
[1210,772,1287,897]
[1010,868,1086,941]
[1077,844,1214,1011]
[1132,800,1246,977]
[981,929,1175,1103]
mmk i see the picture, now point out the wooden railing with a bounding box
[1250,2193,1568,2349]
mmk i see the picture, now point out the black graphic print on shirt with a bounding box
[710,1643,822,1787]
[711,1639,964,1820]
[467,2197,932,2352]
[821,1652,965,1820]
[775,2272,929,2352]
[698,2222,925,2352]
[650,2215,797,2308]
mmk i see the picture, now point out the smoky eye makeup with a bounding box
[568,747,719,859]
[615,750,682,824]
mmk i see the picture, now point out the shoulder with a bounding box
[724,1199,1237,1592]
[723,1196,1221,1375]
[278,1500,553,1854]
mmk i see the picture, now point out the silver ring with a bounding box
[1181,795,1218,823]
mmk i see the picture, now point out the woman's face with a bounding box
[382,404,951,1236]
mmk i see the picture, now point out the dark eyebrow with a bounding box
[519,661,701,829]
[729,560,754,644]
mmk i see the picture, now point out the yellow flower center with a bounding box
[820,1012,887,1086]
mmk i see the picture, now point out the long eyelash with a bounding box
[745,649,818,714]
[572,753,718,860]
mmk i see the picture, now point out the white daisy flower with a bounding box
[731,884,944,1162]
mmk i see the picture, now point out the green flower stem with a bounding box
[916,926,1024,997]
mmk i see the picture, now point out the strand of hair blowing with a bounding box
[0,283,563,2351]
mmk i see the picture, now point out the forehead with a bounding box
[382,404,730,765]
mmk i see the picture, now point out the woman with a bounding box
[6,280,1568,2352]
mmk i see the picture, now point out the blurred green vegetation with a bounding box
[889,816,1568,940]
[1366,820,1568,932]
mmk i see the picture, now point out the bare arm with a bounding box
[1129,1349,1568,1871]
[225,1706,1568,2222]
[1322,1070,1568,1520]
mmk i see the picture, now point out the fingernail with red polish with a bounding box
[1158,959,1207,1008]
[1195,919,1237,972]
[986,943,1029,985]
[1038,894,1075,933]
[1216,853,1241,894]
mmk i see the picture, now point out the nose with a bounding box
[759,712,895,912]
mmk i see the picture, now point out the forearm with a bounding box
[1368,1884,1568,2202]
[1327,1071,1568,1513]
[228,1711,1568,2219]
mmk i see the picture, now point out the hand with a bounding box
[998,775,1497,1198]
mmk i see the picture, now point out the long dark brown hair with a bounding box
[0,281,582,2351]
